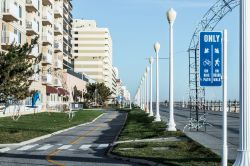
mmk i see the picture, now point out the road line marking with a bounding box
[0,147,11,153]
[17,144,39,151]
[37,144,54,151]
[79,144,92,150]
[58,145,72,150]
[46,125,104,166]
[97,144,109,149]
[46,149,64,166]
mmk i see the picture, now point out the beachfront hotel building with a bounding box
[0,0,89,110]
[72,19,116,96]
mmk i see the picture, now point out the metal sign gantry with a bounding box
[188,0,239,131]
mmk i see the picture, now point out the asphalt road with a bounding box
[0,111,140,166]
[159,105,239,160]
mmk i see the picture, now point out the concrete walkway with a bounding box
[159,106,238,161]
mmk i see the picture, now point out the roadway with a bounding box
[159,105,239,161]
[0,111,140,166]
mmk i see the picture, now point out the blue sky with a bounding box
[72,0,239,101]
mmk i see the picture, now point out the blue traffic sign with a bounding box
[200,31,222,86]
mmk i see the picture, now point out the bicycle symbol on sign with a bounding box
[203,59,211,67]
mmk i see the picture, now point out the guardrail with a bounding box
[168,101,240,113]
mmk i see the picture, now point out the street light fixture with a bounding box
[149,56,154,117]
[166,8,177,131]
[154,42,161,121]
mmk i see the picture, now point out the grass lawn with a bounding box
[118,109,185,141]
[112,109,230,166]
[0,110,102,144]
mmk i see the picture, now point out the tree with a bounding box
[72,86,82,102]
[0,37,41,103]
[84,83,112,105]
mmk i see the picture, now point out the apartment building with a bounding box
[0,0,74,110]
[62,0,73,70]
[72,19,115,95]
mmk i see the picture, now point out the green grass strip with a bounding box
[0,110,102,143]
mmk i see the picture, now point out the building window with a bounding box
[74,32,78,34]
[75,38,78,40]
[74,44,78,47]
[74,50,78,53]
[18,32,21,44]
[19,6,22,18]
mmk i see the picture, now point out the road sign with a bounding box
[200,31,222,86]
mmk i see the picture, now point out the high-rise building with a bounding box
[72,19,115,95]
[0,0,75,110]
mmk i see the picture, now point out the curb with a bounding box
[106,111,166,166]
[0,113,105,148]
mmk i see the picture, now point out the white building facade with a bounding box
[72,19,115,95]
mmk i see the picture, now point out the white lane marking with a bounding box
[17,144,39,151]
[0,147,11,153]
[58,145,72,150]
[36,144,54,151]
[96,144,109,149]
[79,144,92,150]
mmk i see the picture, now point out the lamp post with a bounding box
[154,42,161,121]
[146,67,150,114]
[141,78,143,110]
[166,8,177,131]
[144,72,147,113]
[233,1,250,165]
[149,56,154,116]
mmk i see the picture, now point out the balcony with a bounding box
[42,53,52,65]
[1,31,20,50]
[26,0,39,12]
[42,74,53,85]
[42,34,53,45]
[42,0,52,6]
[26,20,39,36]
[54,5,63,18]
[54,78,62,87]
[28,45,39,58]
[54,23,63,35]
[42,10,53,26]
[54,41,63,53]
[2,1,19,22]
[54,60,63,69]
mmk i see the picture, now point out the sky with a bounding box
[72,0,240,101]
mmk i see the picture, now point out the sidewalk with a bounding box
[160,107,238,161]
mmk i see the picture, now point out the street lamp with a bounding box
[144,72,148,113]
[166,8,177,131]
[149,56,154,117]
[233,1,250,165]
[140,78,144,110]
[146,67,150,114]
[154,42,161,121]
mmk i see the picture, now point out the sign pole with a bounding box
[222,29,228,166]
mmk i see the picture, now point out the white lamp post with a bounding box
[154,42,161,121]
[166,8,177,131]
[146,67,150,114]
[149,56,154,116]
[144,72,147,113]
[233,1,250,165]
[140,80,143,110]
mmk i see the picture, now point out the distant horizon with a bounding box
[72,0,240,101]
